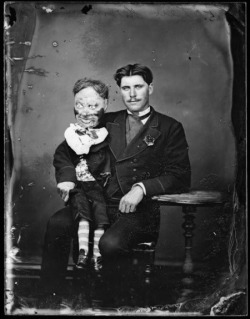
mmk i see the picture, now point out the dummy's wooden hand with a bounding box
[57,182,75,202]
[119,185,144,213]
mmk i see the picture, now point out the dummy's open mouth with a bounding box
[77,116,97,128]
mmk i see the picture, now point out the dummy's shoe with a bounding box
[92,256,103,272]
[76,249,90,269]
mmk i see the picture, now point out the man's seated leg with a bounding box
[40,205,75,295]
[99,212,158,259]
[98,212,158,296]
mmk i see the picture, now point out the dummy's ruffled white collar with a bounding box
[64,123,108,155]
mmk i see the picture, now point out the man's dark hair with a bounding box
[73,78,109,99]
[114,64,153,87]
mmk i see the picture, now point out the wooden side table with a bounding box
[153,190,229,300]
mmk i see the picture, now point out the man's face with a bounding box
[120,75,153,114]
[74,87,107,129]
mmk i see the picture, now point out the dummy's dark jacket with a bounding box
[53,139,110,186]
[54,137,110,226]
[54,107,191,199]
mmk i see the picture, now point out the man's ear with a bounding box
[149,83,154,95]
[104,99,108,111]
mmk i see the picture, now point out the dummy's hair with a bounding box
[73,78,109,99]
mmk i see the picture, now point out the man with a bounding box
[98,63,191,257]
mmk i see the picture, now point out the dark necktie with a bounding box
[126,109,152,145]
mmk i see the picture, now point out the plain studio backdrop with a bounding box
[6,3,236,265]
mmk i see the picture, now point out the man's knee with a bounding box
[99,233,125,257]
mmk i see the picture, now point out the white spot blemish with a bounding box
[4,19,11,30]
[12,57,25,61]
[28,182,34,187]
[19,41,31,46]
[42,6,54,13]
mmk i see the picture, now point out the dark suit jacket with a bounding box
[102,106,191,198]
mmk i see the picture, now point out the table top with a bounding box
[152,190,228,205]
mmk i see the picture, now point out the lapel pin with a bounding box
[143,135,155,146]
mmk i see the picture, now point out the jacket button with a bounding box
[133,168,137,172]
[133,158,138,163]
[132,176,137,181]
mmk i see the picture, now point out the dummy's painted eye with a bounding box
[75,102,83,108]
[89,104,97,110]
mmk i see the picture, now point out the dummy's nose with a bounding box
[78,105,90,116]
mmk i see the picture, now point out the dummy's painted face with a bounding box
[120,75,153,114]
[74,87,108,129]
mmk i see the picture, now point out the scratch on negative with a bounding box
[24,67,49,77]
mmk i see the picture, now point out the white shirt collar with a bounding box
[127,106,151,117]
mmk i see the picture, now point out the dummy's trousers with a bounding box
[69,181,109,227]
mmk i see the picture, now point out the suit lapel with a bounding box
[106,108,161,161]
[106,111,127,159]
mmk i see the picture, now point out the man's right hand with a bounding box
[57,182,75,202]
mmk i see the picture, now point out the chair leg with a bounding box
[132,250,155,285]
[144,265,152,285]
[144,250,155,284]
